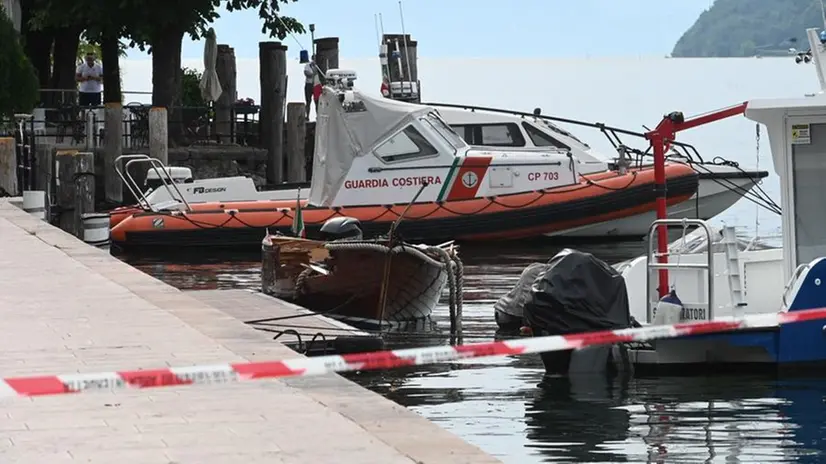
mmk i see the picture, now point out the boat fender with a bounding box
[652,289,684,325]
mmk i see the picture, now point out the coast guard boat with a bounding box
[107,72,697,249]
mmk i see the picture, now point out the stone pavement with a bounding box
[0,199,501,463]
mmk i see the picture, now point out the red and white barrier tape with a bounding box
[3,307,825,399]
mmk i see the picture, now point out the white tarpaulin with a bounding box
[199,28,222,103]
[308,88,434,206]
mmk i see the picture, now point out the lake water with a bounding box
[116,57,823,462]
[122,241,826,463]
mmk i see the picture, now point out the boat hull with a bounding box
[623,241,826,374]
[547,167,768,240]
[262,237,450,327]
[109,164,699,250]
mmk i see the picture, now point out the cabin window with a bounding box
[423,112,466,151]
[522,122,570,150]
[447,123,525,147]
[449,124,473,142]
[792,122,826,265]
[537,120,590,148]
[375,125,439,163]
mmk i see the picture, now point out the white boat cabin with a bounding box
[308,86,580,207]
[433,105,610,175]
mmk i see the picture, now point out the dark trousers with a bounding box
[78,92,101,106]
[304,83,315,117]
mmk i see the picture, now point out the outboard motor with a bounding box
[319,217,363,241]
[523,249,634,376]
[494,262,548,332]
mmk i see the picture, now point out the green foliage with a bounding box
[673,0,823,57]
[30,0,304,51]
[0,7,39,119]
[181,67,206,107]
[76,35,128,64]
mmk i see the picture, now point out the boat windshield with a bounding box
[537,120,590,148]
[422,112,467,151]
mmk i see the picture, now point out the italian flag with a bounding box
[291,191,305,238]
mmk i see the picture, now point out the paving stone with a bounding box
[0,200,500,463]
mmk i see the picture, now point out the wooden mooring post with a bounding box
[314,37,339,74]
[0,137,16,196]
[34,143,54,220]
[56,150,95,239]
[103,102,123,203]
[261,238,279,295]
[286,102,307,182]
[148,107,168,165]
[216,45,237,143]
[259,41,288,185]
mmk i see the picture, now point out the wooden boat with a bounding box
[108,83,698,250]
[260,230,457,327]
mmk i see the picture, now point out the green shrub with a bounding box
[181,67,205,107]
[0,6,38,120]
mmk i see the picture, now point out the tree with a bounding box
[24,0,303,144]
[0,5,38,119]
[34,0,303,143]
[126,0,303,125]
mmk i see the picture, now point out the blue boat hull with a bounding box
[633,258,826,374]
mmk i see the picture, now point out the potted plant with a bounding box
[234,97,258,115]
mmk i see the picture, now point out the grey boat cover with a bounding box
[524,249,632,335]
[494,262,548,320]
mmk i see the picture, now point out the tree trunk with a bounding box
[100,31,121,104]
[150,28,184,146]
[22,30,53,91]
[50,27,81,106]
[20,0,53,104]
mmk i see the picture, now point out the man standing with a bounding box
[303,55,325,119]
[75,52,103,106]
[303,55,316,119]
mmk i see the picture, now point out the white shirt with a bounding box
[76,62,103,93]
[303,63,315,84]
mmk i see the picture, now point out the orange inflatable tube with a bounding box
[110,163,698,249]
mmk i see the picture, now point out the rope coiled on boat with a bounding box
[427,246,464,340]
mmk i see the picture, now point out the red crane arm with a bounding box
[644,101,748,299]
[648,101,749,148]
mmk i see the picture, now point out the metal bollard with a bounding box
[21,190,46,220]
[81,212,110,247]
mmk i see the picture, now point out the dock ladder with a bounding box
[721,225,747,316]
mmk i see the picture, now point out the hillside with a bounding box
[672,0,824,57]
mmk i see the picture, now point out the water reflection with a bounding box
[119,241,826,463]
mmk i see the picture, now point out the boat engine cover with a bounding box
[319,216,363,241]
[523,249,633,375]
[524,249,632,335]
[494,262,548,331]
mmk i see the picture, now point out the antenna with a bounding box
[755,123,760,239]
[374,14,381,53]
[399,1,413,86]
